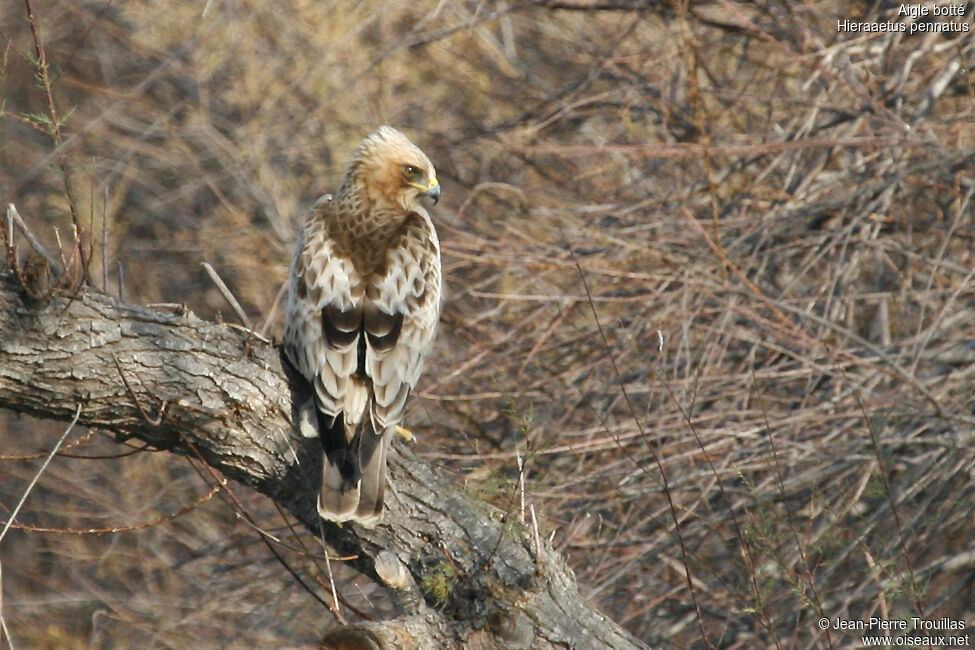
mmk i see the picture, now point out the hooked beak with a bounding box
[424,182,441,205]
[409,174,442,205]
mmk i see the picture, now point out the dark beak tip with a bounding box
[426,185,442,205]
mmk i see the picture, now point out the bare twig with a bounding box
[0,559,8,650]
[6,204,57,272]
[176,437,336,614]
[0,404,81,546]
[529,503,542,574]
[23,0,87,281]
[571,250,713,648]
[116,260,124,300]
[0,481,223,535]
[202,262,250,326]
[111,353,166,426]
[101,186,109,291]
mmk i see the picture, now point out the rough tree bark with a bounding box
[0,270,649,650]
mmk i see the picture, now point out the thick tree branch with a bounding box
[0,271,648,649]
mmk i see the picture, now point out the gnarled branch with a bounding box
[0,271,648,649]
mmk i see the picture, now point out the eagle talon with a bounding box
[395,425,417,443]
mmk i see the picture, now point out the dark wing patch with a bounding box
[363,304,404,352]
[323,303,363,348]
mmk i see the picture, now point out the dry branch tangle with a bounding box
[0,271,648,650]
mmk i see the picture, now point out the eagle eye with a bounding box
[404,165,421,179]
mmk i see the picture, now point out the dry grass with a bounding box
[1,1,974,647]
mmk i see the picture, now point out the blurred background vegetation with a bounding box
[1,1,974,647]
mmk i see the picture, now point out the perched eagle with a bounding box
[283,126,442,526]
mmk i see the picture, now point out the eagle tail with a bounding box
[316,409,387,527]
[354,419,388,525]
[317,410,359,522]
[319,456,360,521]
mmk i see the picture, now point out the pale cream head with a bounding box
[348,125,440,213]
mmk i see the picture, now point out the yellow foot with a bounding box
[395,425,416,443]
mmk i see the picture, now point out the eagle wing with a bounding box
[366,212,442,433]
[284,201,363,429]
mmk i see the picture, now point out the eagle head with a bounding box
[350,125,440,214]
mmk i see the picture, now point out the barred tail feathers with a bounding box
[315,384,389,527]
